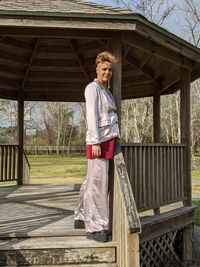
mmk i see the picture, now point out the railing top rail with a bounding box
[122,143,186,147]
[23,148,31,169]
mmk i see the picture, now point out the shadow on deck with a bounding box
[0,184,117,267]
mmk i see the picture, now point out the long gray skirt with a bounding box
[74,158,109,233]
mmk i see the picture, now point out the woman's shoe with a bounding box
[86,230,109,242]
[74,220,85,229]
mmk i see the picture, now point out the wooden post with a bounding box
[182,224,194,264]
[17,88,24,185]
[153,83,161,143]
[180,68,191,206]
[153,83,161,215]
[108,37,122,231]
[180,68,193,264]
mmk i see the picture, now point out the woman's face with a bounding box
[96,61,113,86]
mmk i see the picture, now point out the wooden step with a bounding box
[5,264,117,267]
[0,236,117,266]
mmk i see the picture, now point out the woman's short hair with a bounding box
[95,51,117,66]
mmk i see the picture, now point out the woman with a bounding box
[74,51,120,242]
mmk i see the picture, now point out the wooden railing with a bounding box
[113,140,141,267]
[0,145,18,182]
[0,145,30,184]
[122,143,186,212]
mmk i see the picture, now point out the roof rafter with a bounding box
[21,38,39,89]
[68,39,90,82]
[122,32,194,69]
[123,51,155,80]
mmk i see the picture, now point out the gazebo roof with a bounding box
[0,0,199,102]
[0,0,134,16]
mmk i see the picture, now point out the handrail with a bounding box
[22,147,31,184]
[23,148,31,169]
[113,139,141,267]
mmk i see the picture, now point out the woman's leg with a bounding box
[84,158,109,233]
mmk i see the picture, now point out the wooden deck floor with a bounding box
[0,184,85,238]
[0,183,184,239]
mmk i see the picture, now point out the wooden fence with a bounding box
[122,143,186,212]
[25,145,85,155]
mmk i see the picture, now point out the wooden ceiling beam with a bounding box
[0,64,24,76]
[191,68,200,82]
[24,82,86,91]
[123,51,155,80]
[29,71,86,79]
[0,77,20,88]
[0,37,33,52]
[32,58,80,67]
[0,50,28,65]
[122,83,155,99]
[161,70,180,93]
[123,76,152,87]
[0,27,118,39]
[139,53,152,69]
[122,32,194,69]
[24,91,84,102]
[68,39,90,82]
[0,88,18,99]
[21,39,39,89]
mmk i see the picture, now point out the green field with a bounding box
[28,154,87,184]
[192,200,200,226]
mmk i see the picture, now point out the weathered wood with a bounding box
[122,144,186,212]
[122,32,194,69]
[182,224,194,264]
[21,39,39,88]
[17,89,24,185]
[108,38,122,233]
[0,145,19,182]
[0,26,121,39]
[140,206,195,244]
[153,83,160,143]
[113,142,141,267]
[161,69,180,92]
[135,20,200,64]
[123,52,155,80]
[180,68,191,206]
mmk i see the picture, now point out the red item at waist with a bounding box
[86,138,116,159]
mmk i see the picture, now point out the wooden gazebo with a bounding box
[0,1,200,266]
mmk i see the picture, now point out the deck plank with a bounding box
[0,184,85,238]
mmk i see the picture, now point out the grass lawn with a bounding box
[192,200,200,226]
[192,169,200,179]
[28,154,87,184]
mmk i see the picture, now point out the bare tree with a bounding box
[117,0,175,26]
[179,0,200,46]
[120,0,175,143]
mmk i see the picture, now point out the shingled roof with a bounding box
[0,0,134,16]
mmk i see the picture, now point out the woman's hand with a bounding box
[92,144,101,157]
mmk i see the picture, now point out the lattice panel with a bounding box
[140,229,183,267]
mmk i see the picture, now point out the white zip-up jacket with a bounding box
[85,79,120,145]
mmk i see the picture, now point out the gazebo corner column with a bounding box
[153,82,161,215]
[17,88,24,185]
[180,68,193,264]
[108,37,122,231]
